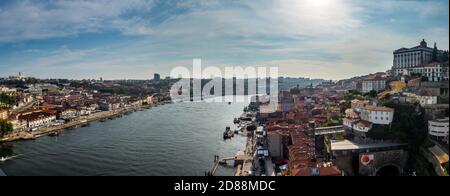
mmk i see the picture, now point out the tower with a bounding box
[420,39,427,47]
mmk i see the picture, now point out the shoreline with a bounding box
[0,103,167,143]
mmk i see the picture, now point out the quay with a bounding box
[0,103,165,143]
[208,110,259,176]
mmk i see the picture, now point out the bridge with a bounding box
[314,126,345,136]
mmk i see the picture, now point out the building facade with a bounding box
[409,62,448,82]
[362,77,387,93]
[428,118,449,138]
[0,109,8,120]
[360,105,394,125]
[392,39,434,75]
[343,101,394,135]
[392,39,448,79]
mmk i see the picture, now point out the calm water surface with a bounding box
[0,100,248,176]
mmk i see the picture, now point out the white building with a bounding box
[18,112,56,130]
[361,76,387,93]
[0,86,17,93]
[428,118,449,138]
[343,103,394,134]
[392,39,435,75]
[352,120,372,133]
[409,62,448,82]
[60,109,78,120]
[351,99,369,112]
[360,105,394,125]
[417,95,438,106]
[392,39,448,78]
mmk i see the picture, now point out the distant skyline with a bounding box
[0,0,449,80]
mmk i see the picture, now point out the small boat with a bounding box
[234,127,243,134]
[32,134,42,140]
[233,118,240,124]
[223,127,234,140]
[48,132,59,137]
[0,157,7,162]
[219,160,228,165]
[228,102,232,105]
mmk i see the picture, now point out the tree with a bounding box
[0,120,13,136]
[364,90,378,98]
[0,93,18,105]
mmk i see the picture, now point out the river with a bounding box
[0,99,248,176]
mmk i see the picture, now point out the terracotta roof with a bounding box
[355,120,372,128]
[343,118,357,123]
[345,109,359,116]
[363,105,394,112]
[364,76,386,81]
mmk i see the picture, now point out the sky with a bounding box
[0,0,448,80]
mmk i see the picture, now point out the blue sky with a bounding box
[0,0,448,80]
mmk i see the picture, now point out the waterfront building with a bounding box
[0,86,17,93]
[0,109,8,120]
[59,109,78,120]
[144,96,159,105]
[18,112,56,130]
[361,76,387,93]
[428,117,449,140]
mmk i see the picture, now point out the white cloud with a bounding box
[0,0,155,42]
[0,0,448,80]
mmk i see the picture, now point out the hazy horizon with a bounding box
[1,0,449,80]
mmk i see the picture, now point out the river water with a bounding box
[0,100,248,176]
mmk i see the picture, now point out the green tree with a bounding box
[0,120,13,136]
[364,90,378,98]
[0,93,18,106]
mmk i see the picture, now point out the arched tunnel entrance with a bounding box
[376,165,400,176]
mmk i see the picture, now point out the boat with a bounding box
[233,118,240,124]
[0,157,7,162]
[48,132,59,137]
[81,123,90,127]
[223,127,234,140]
[234,127,243,134]
[32,134,42,140]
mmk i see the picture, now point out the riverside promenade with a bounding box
[0,105,154,142]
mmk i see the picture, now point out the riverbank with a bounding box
[0,103,165,143]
